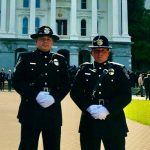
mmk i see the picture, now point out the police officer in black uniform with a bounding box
[13,26,70,150]
[70,35,132,150]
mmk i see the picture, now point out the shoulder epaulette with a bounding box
[79,62,93,69]
[52,52,66,60]
[109,62,124,68]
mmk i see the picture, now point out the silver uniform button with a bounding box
[99,92,101,94]
[45,73,48,75]
[99,75,101,77]
[99,83,101,86]
[45,64,48,66]
[99,67,102,69]
[45,82,47,85]
[45,56,47,58]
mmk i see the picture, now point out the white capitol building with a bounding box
[0,0,132,71]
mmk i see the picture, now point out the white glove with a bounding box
[36,91,55,108]
[36,91,49,101]
[86,105,101,114]
[87,105,109,120]
[92,106,110,120]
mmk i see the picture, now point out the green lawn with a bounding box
[124,99,150,126]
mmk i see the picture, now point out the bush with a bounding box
[124,99,150,126]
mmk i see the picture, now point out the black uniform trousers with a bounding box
[145,88,150,100]
[19,124,61,150]
[80,133,125,150]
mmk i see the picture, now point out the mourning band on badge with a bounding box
[108,68,115,75]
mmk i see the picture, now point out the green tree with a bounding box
[128,0,150,72]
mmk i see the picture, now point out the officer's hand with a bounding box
[36,94,55,108]
[36,91,49,102]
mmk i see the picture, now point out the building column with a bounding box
[70,0,78,40]
[91,0,98,38]
[112,0,119,37]
[70,47,79,66]
[29,0,35,34]
[0,0,7,32]
[9,0,16,33]
[122,0,129,36]
[50,0,56,33]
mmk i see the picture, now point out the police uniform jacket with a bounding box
[143,77,150,89]
[13,49,70,128]
[70,61,131,138]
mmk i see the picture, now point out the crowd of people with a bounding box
[128,70,150,100]
[0,68,13,92]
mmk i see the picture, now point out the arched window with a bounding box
[36,0,40,8]
[35,17,40,32]
[22,17,28,34]
[81,0,86,9]
[56,20,67,35]
[81,19,86,36]
[23,0,29,8]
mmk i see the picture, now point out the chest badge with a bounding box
[108,68,115,75]
[53,59,59,66]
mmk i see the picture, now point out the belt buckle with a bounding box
[43,87,49,92]
[98,99,104,105]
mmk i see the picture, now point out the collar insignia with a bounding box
[53,59,59,66]
[89,68,97,72]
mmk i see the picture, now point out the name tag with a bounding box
[30,62,36,65]
[85,73,91,75]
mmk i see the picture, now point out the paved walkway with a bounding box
[132,95,148,100]
[0,91,150,150]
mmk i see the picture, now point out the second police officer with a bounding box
[70,35,132,150]
[13,26,70,150]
